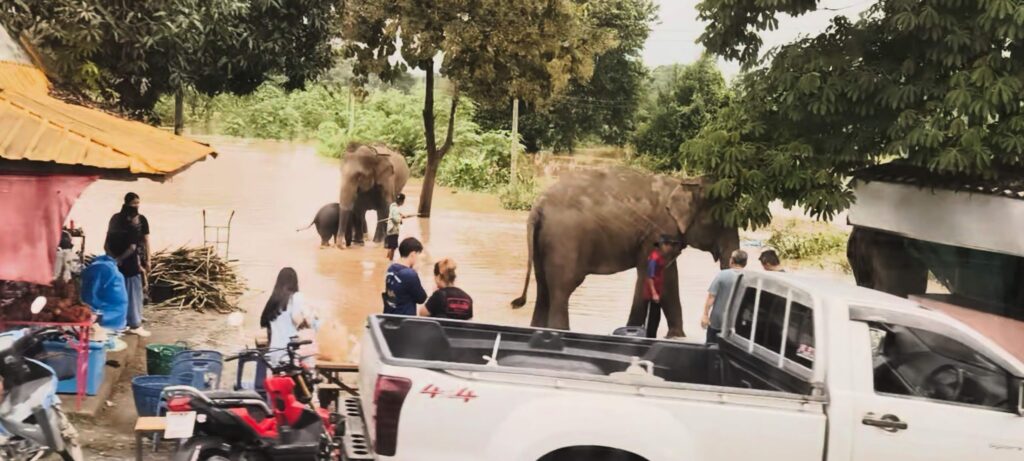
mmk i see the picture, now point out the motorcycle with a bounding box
[166,338,343,460]
[0,326,83,461]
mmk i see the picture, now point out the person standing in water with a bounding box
[385,193,409,260]
[420,258,473,320]
[383,237,428,316]
[641,235,680,338]
[260,267,319,366]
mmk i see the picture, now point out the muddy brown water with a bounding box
[68,136,843,362]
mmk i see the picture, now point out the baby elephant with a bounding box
[298,203,368,247]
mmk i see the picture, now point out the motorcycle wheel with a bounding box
[172,436,236,461]
[54,408,83,461]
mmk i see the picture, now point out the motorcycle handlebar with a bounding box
[290,339,313,347]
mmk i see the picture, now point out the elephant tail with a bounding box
[296,220,316,232]
[511,209,540,309]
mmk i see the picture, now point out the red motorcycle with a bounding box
[165,338,342,461]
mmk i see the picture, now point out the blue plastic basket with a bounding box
[172,350,223,366]
[132,375,171,416]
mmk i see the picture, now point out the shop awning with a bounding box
[0,61,216,181]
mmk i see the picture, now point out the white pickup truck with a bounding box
[340,271,1024,461]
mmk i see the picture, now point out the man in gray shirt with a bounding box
[701,250,748,344]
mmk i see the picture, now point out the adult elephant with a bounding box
[335,143,410,247]
[511,168,740,336]
[847,227,928,297]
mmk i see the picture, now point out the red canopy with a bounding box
[0,174,96,284]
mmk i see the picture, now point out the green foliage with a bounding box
[690,0,1024,228]
[474,0,658,153]
[3,0,336,115]
[764,219,850,273]
[633,57,730,172]
[767,220,848,261]
[498,175,540,211]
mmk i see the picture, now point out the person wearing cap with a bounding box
[641,235,680,338]
[759,249,785,272]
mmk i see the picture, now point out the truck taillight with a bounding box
[373,375,412,456]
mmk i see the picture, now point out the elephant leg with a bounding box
[546,272,584,330]
[530,270,551,328]
[660,263,684,338]
[352,209,366,245]
[626,267,648,327]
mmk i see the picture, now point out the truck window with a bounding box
[868,322,1012,412]
[734,287,758,339]
[753,291,787,353]
[784,303,815,368]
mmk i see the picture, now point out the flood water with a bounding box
[68,136,825,362]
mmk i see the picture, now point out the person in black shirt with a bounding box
[104,192,151,337]
[419,258,473,320]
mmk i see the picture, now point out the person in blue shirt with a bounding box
[383,237,427,316]
[80,246,129,332]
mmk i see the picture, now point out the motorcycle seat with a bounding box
[205,390,264,401]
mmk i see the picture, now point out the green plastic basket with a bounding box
[145,341,188,375]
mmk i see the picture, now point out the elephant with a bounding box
[847,226,929,297]
[298,202,370,247]
[336,143,410,247]
[511,168,740,336]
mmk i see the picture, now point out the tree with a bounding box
[685,0,1024,228]
[339,0,613,216]
[633,57,729,170]
[474,0,658,153]
[1,0,336,118]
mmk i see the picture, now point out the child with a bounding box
[385,193,408,260]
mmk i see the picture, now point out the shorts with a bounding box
[384,234,399,249]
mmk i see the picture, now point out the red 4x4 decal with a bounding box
[419,384,477,402]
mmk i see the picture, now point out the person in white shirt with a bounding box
[385,193,409,260]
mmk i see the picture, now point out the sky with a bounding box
[643,0,874,78]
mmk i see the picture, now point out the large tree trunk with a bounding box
[417,59,459,217]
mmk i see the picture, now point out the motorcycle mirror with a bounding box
[30,296,46,314]
[226,312,244,328]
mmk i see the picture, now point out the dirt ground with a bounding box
[76,307,247,460]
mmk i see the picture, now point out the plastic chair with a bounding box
[169,358,223,390]
[233,352,268,400]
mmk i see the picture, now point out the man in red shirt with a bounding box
[643,235,681,338]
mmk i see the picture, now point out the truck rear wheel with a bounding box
[539,446,647,461]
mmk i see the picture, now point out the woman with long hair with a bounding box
[261,267,318,365]
[419,258,473,320]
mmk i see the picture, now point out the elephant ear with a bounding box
[667,185,698,236]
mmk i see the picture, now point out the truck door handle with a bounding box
[862,413,908,432]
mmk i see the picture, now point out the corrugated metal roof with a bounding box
[853,163,1024,200]
[0,57,214,180]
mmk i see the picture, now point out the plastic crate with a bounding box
[42,340,107,396]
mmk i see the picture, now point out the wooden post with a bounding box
[173,89,184,135]
[510,98,519,185]
[348,91,355,134]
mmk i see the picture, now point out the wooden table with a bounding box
[133,416,166,461]
[316,360,359,410]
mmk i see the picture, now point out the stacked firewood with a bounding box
[148,246,246,313]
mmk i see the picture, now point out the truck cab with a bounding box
[721,272,1024,461]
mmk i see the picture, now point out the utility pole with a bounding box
[510,98,519,185]
[347,91,355,134]
[173,88,184,135]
